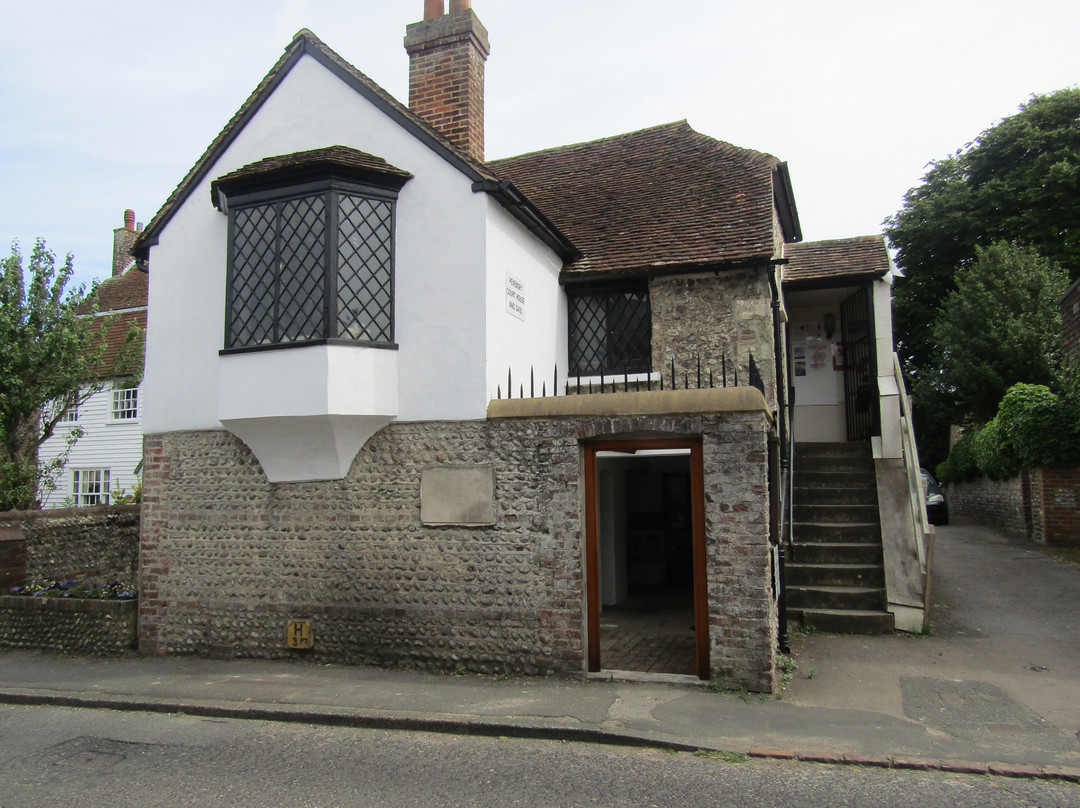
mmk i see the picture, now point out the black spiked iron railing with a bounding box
[495,353,767,400]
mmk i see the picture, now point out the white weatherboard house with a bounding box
[39,211,147,508]
[133,1,931,690]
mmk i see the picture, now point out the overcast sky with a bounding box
[2,0,1077,289]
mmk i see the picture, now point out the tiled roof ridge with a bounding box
[488,119,778,169]
[788,234,885,249]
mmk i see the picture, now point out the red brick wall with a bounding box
[1029,467,1080,547]
[950,468,1080,547]
[1062,280,1080,366]
[405,9,489,162]
[0,527,27,589]
[138,434,170,655]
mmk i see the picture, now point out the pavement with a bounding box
[0,521,1078,781]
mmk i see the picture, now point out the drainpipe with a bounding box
[768,266,791,654]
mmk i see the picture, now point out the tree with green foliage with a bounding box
[930,241,1067,423]
[0,239,140,511]
[884,87,1080,464]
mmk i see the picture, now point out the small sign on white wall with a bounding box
[505,272,526,321]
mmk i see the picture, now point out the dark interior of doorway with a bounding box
[596,453,696,675]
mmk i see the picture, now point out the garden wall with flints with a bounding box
[140,411,778,691]
[948,468,1080,547]
[0,505,140,589]
[0,595,137,654]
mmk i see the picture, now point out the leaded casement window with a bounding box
[213,147,412,354]
[72,468,110,506]
[110,386,138,421]
[567,283,651,377]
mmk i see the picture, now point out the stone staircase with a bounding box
[786,442,894,634]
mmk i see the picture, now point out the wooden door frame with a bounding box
[583,437,709,679]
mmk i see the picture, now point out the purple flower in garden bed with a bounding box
[7,580,137,600]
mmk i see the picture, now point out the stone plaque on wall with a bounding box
[420,466,496,526]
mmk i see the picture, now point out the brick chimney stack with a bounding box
[404,0,489,162]
[112,209,140,277]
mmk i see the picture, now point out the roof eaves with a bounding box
[781,271,887,292]
[472,180,580,262]
[773,162,802,244]
[561,253,782,284]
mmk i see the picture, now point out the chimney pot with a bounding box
[424,0,444,20]
[124,209,135,231]
[449,0,470,11]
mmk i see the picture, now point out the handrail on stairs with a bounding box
[887,353,935,619]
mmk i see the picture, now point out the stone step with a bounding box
[787,585,888,612]
[794,442,873,459]
[786,562,885,588]
[790,542,883,565]
[789,608,895,635]
[792,487,878,506]
[793,471,876,490]
[792,522,882,543]
[795,455,875,475]
[794,503,881,523]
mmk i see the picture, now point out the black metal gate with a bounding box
[839,287,878,441]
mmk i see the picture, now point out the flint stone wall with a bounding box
[0,505,140,589]
[650,269,777,409]
[0,595,137,654]
[141,410,777,691]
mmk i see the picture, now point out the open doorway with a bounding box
[584,438,708,679]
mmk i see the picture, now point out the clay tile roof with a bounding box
[91,308,146,379]
[488,121,788,278]
[75,268,147,380]
[211,146,412,203]
[783,235,892,287]
[86,266,148,313]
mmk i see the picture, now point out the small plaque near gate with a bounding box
[287,620,312,649]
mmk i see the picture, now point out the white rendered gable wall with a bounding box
[484,198,566,400]
[144,53,564,474]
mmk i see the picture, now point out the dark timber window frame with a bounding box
[214,152,411,356]
[566,281,651,378]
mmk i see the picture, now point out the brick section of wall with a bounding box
[1029,468,1080,547]
[0,506,140,587]
[404,10,489,162]
[949,470,1080,548]
[946,477,1031,537]
[650,270,777,410]
[141,412,777,691]
[0,595,137,654]
[1061,280,1080,366]
[0,528,28,589]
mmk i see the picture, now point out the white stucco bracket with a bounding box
[218,343,399,482]
[221,413,392,482]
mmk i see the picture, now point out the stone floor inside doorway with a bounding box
[598,588,696,675]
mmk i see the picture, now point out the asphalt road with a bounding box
[1,704,1076,808]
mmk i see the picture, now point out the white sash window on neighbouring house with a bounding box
[72,468,110,506]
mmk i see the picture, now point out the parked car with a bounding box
[920,468,949,526]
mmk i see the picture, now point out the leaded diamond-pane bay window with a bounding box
[212,147,412,353]
[568,284,651,377]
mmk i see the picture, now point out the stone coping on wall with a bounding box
[487,387,772,421]
[0,504,141,523]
